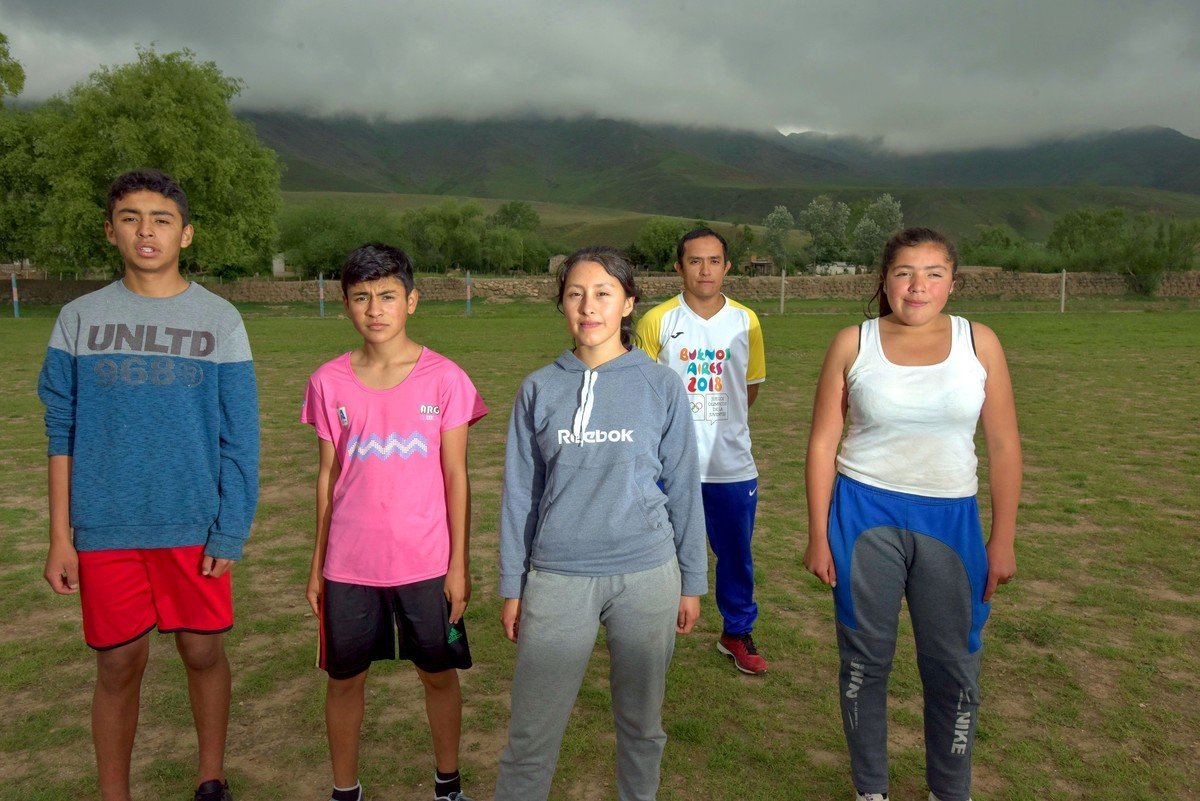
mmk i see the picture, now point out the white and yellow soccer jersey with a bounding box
[636,294,765,483]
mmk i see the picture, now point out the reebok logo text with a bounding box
[557,429,634,445]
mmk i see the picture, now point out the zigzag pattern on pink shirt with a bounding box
[345,432,430,461]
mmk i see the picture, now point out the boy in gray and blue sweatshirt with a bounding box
[38,169,258,801]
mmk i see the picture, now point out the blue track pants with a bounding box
[702,478,759,635]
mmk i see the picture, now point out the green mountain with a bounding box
[783,126,1200,193]
[243,112,1200,240]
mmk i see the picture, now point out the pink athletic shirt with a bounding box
[301,349,487,586]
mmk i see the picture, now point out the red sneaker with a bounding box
[717,631,768,675]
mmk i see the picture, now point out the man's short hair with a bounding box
[107,169,190,225]
[675,227,729,265]
[340,243,415,297]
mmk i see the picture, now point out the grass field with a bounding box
[1,298,1198,800]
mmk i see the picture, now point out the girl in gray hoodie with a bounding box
[495,246,708,801]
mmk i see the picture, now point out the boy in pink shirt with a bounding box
[301,243,487,801]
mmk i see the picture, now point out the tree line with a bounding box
[959,210,1200,294]
[631,196,1198,295]
[280,198,563,278]
[629,193,904,273]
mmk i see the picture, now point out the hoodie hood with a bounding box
[553,348,652,446]
[551,347,651,374]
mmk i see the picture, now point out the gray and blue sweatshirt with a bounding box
[499,347,707,598]
[38,280,259,559]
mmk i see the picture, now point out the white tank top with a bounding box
[836,315,986,498]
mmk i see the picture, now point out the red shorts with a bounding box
[78,545,234,651]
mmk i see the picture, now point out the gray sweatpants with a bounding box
[495,559,682,801]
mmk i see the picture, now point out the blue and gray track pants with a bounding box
[829,474,990,801]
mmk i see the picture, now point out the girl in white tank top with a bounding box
[836,314,986,498]
[803,228,1023,801]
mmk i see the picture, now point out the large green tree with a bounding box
[32,48,280,275]
[635,217,689,270]
[401,200,487,272]
[280,201,400,279]
[0,104,51,263]
[848,193,903,267]
[0,32,38,262]
[0,32,26,107]
[1046,208,1129,257]
[481,226,525,272]
[761,205,796,270]
[798,195,850,265]
[487,200,540,232]
[727,224,755,271]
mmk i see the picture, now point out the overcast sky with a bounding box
[3,0,1198,151]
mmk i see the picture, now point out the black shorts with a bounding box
[318,574,472,680]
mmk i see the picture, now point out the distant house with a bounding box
[271,253,294,278]
[742,256,777,276]
[548,254,567,275]
[813,261,859,276]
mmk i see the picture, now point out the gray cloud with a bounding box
[2,0,1198,151]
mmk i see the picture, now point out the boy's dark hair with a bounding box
[107,169,190,225]
[340,243,415,297]
[556,245,639,350]
[675,227,729,265]
[868,226,961,318]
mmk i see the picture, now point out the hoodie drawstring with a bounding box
[571,369,598,445]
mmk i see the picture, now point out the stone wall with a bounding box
[9,270,1200,307]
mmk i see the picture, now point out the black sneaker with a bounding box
[330,784,364,801]
[194,778,232,801]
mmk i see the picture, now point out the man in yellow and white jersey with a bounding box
[635,228,768,674]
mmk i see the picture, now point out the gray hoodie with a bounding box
[499,348,708,598]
